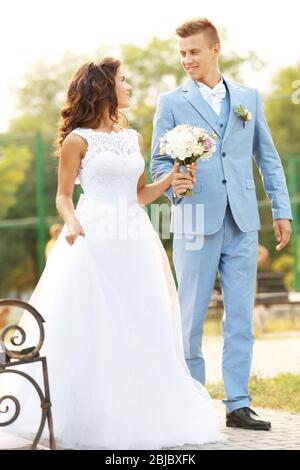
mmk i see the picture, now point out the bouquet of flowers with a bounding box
[160,124,217,196]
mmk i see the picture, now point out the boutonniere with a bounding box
[233,105,252,128]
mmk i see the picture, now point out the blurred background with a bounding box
[0,0,299,410]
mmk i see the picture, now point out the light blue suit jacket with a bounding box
[150,77,292,235]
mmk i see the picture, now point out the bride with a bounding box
[3,57,224,450]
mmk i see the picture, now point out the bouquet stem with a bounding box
[178,162,193,196]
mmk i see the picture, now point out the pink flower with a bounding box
[203,138,213,150]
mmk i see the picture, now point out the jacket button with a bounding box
[222,179,227,184]
[220,123,224,128]
[222,152,226,157]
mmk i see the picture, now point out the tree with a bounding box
[256,63,300,261]
[0,144,32,218]
[265,62,300,158]
[10,51,88,135]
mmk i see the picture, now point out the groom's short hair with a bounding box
[176,18,220,47]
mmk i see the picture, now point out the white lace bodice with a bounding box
[71,127,145,204]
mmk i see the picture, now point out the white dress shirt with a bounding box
[196,77,226,116]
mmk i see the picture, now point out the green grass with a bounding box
[207,373,300,414]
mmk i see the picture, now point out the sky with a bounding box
[0,0,299,131]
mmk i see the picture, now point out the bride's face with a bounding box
[115,67,132,109]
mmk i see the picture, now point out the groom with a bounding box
[150,17,292,430]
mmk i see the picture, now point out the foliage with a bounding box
[0,144,32,218]
[207,373,300,414]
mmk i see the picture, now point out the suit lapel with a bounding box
[181,80,222,138]
[221,77,243,143]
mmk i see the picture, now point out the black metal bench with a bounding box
[0,299,56,450]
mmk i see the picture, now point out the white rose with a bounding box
[174,124,189,132]
[193,143,205,155]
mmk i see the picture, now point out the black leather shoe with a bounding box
[226,407,271,430]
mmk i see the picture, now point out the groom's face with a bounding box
[178,32,220,81]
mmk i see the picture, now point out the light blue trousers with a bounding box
[172,203,258,412]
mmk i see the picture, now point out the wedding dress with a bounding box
[1,127,224,449]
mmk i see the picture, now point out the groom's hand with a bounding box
[172,162,197,197]
[273,219,292,251]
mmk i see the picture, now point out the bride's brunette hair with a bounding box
[56,56,121,155]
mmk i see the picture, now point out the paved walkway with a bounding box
[169,401,300,450]
[0,431,49,450]
[1,401,299,450]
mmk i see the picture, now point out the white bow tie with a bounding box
[199,81,226,101]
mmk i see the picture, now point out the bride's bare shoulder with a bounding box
[61,132,87,158]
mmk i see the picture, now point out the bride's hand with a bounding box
[65,219,85,245]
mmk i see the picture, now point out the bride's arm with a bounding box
[56,134,86,244]
[137,133,194,205]
[137,133,175,205]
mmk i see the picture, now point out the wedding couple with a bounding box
[10,17,292,449]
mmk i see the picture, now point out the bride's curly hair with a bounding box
[56,56,122,155]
